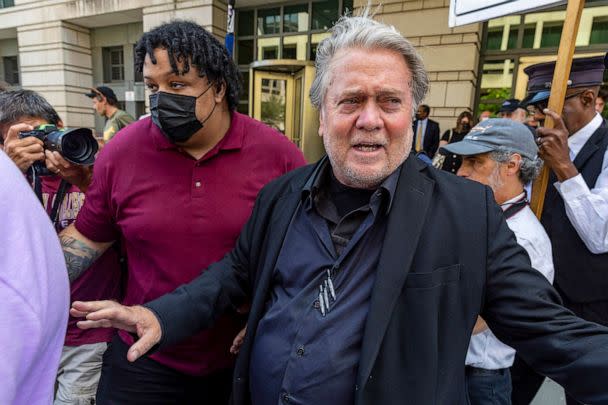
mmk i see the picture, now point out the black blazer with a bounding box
[147,156,608,405]
[412,118,440,157]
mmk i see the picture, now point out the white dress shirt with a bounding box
[553,113,608,254]
[465,194,554,369]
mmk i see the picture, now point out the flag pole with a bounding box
[225,0,236,57]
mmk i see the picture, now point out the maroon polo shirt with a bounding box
[75,112,306,375]
[41,177,121,346]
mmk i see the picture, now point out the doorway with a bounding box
[249,59,324,162]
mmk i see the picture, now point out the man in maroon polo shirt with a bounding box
[58,21,306,403]
[0,89,122,404]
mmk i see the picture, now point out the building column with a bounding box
[17,21,94,128]
[356,0,483,132]
[143,0,227,37]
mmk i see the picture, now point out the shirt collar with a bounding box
[152,111,245,153]
[500,191,526,212]
[568,113,603,159]
[301,157,399,215]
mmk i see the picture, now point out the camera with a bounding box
[19,124,98,176]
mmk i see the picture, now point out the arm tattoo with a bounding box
[60,235,102,282]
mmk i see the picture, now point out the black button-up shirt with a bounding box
[250,159,398,405]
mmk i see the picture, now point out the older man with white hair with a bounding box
[441,118,554,405]
[72,12,608,405]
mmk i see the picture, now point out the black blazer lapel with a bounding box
[357,156,435,389]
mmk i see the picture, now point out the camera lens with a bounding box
[46,128,98,165]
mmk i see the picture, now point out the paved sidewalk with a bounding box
[531,379,566,405]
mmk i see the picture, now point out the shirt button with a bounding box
[282,393,291,403]
[195,181,202,188]
[296,346,305,356]
[313,300,320,309]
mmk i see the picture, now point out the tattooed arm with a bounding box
[59,224,114,283]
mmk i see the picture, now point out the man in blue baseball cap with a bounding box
[441,119,554,405]
[517,55,608,405]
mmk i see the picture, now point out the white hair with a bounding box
[309,9,429,114]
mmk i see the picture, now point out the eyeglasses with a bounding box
[533,89,587,112]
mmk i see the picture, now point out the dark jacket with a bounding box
[412,118,440,157]
[542,123,608,303]
[147,155,608,405]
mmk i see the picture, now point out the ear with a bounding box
[57,120,64,129]
[214,80,227,104]
[581,89,596,107]
[318,108,325,137]
[506,153,522,177]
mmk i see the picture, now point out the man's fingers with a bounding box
[72,300,119,313]
[77,319,114,329]
[542,108,568,131]
[127,332,158,362]
[4,123,34,143]
[69,307,88,318]
[55,152,72,169]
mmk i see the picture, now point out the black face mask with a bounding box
[149,84,216,143]
[461,123,471,132]
[415,113,422,120]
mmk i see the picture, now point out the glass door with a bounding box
[253,71,295,139]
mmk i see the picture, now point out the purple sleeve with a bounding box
[0,151,69,404]
[74,146,120,242]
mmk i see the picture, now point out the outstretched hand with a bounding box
[71,301,162,362]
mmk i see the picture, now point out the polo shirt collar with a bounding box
[152,111,245,153]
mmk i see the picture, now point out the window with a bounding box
[522,24,536,48]
[0,0,14,8]
[103,46,125,82]
[257,8,281,35]
[237,40,254,65]
[507,27,518,49]
[133,45,143,82]
[486,27,503,51]
[312,0,339,30]
[238,10,254,36]
[541,22,563,48]
[3,56,18,85]
[284,4,309,33]
[590,17,608,45]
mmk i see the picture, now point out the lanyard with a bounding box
[502,195,528,219]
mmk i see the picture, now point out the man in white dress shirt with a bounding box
[529,55,608,405]
[441,118,554,405]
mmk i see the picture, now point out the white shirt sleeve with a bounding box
[555,148,608,254]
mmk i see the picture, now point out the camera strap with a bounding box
[32,172,71,225]
[50,179,71,224]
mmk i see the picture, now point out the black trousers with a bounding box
[96,335,233,405]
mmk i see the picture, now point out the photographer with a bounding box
[0,90,121,405]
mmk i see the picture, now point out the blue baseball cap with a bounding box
[440,118,538,160]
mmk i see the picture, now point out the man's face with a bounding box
[596,96,605,114]
[319,47,414,189]
[479,111,491,121]
[143,48,224,143]
[92,97,106,117]
[1,116,48,141]
[416,106,428,120]
[457,153,505,202]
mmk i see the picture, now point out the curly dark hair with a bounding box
[135,20,241,111]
